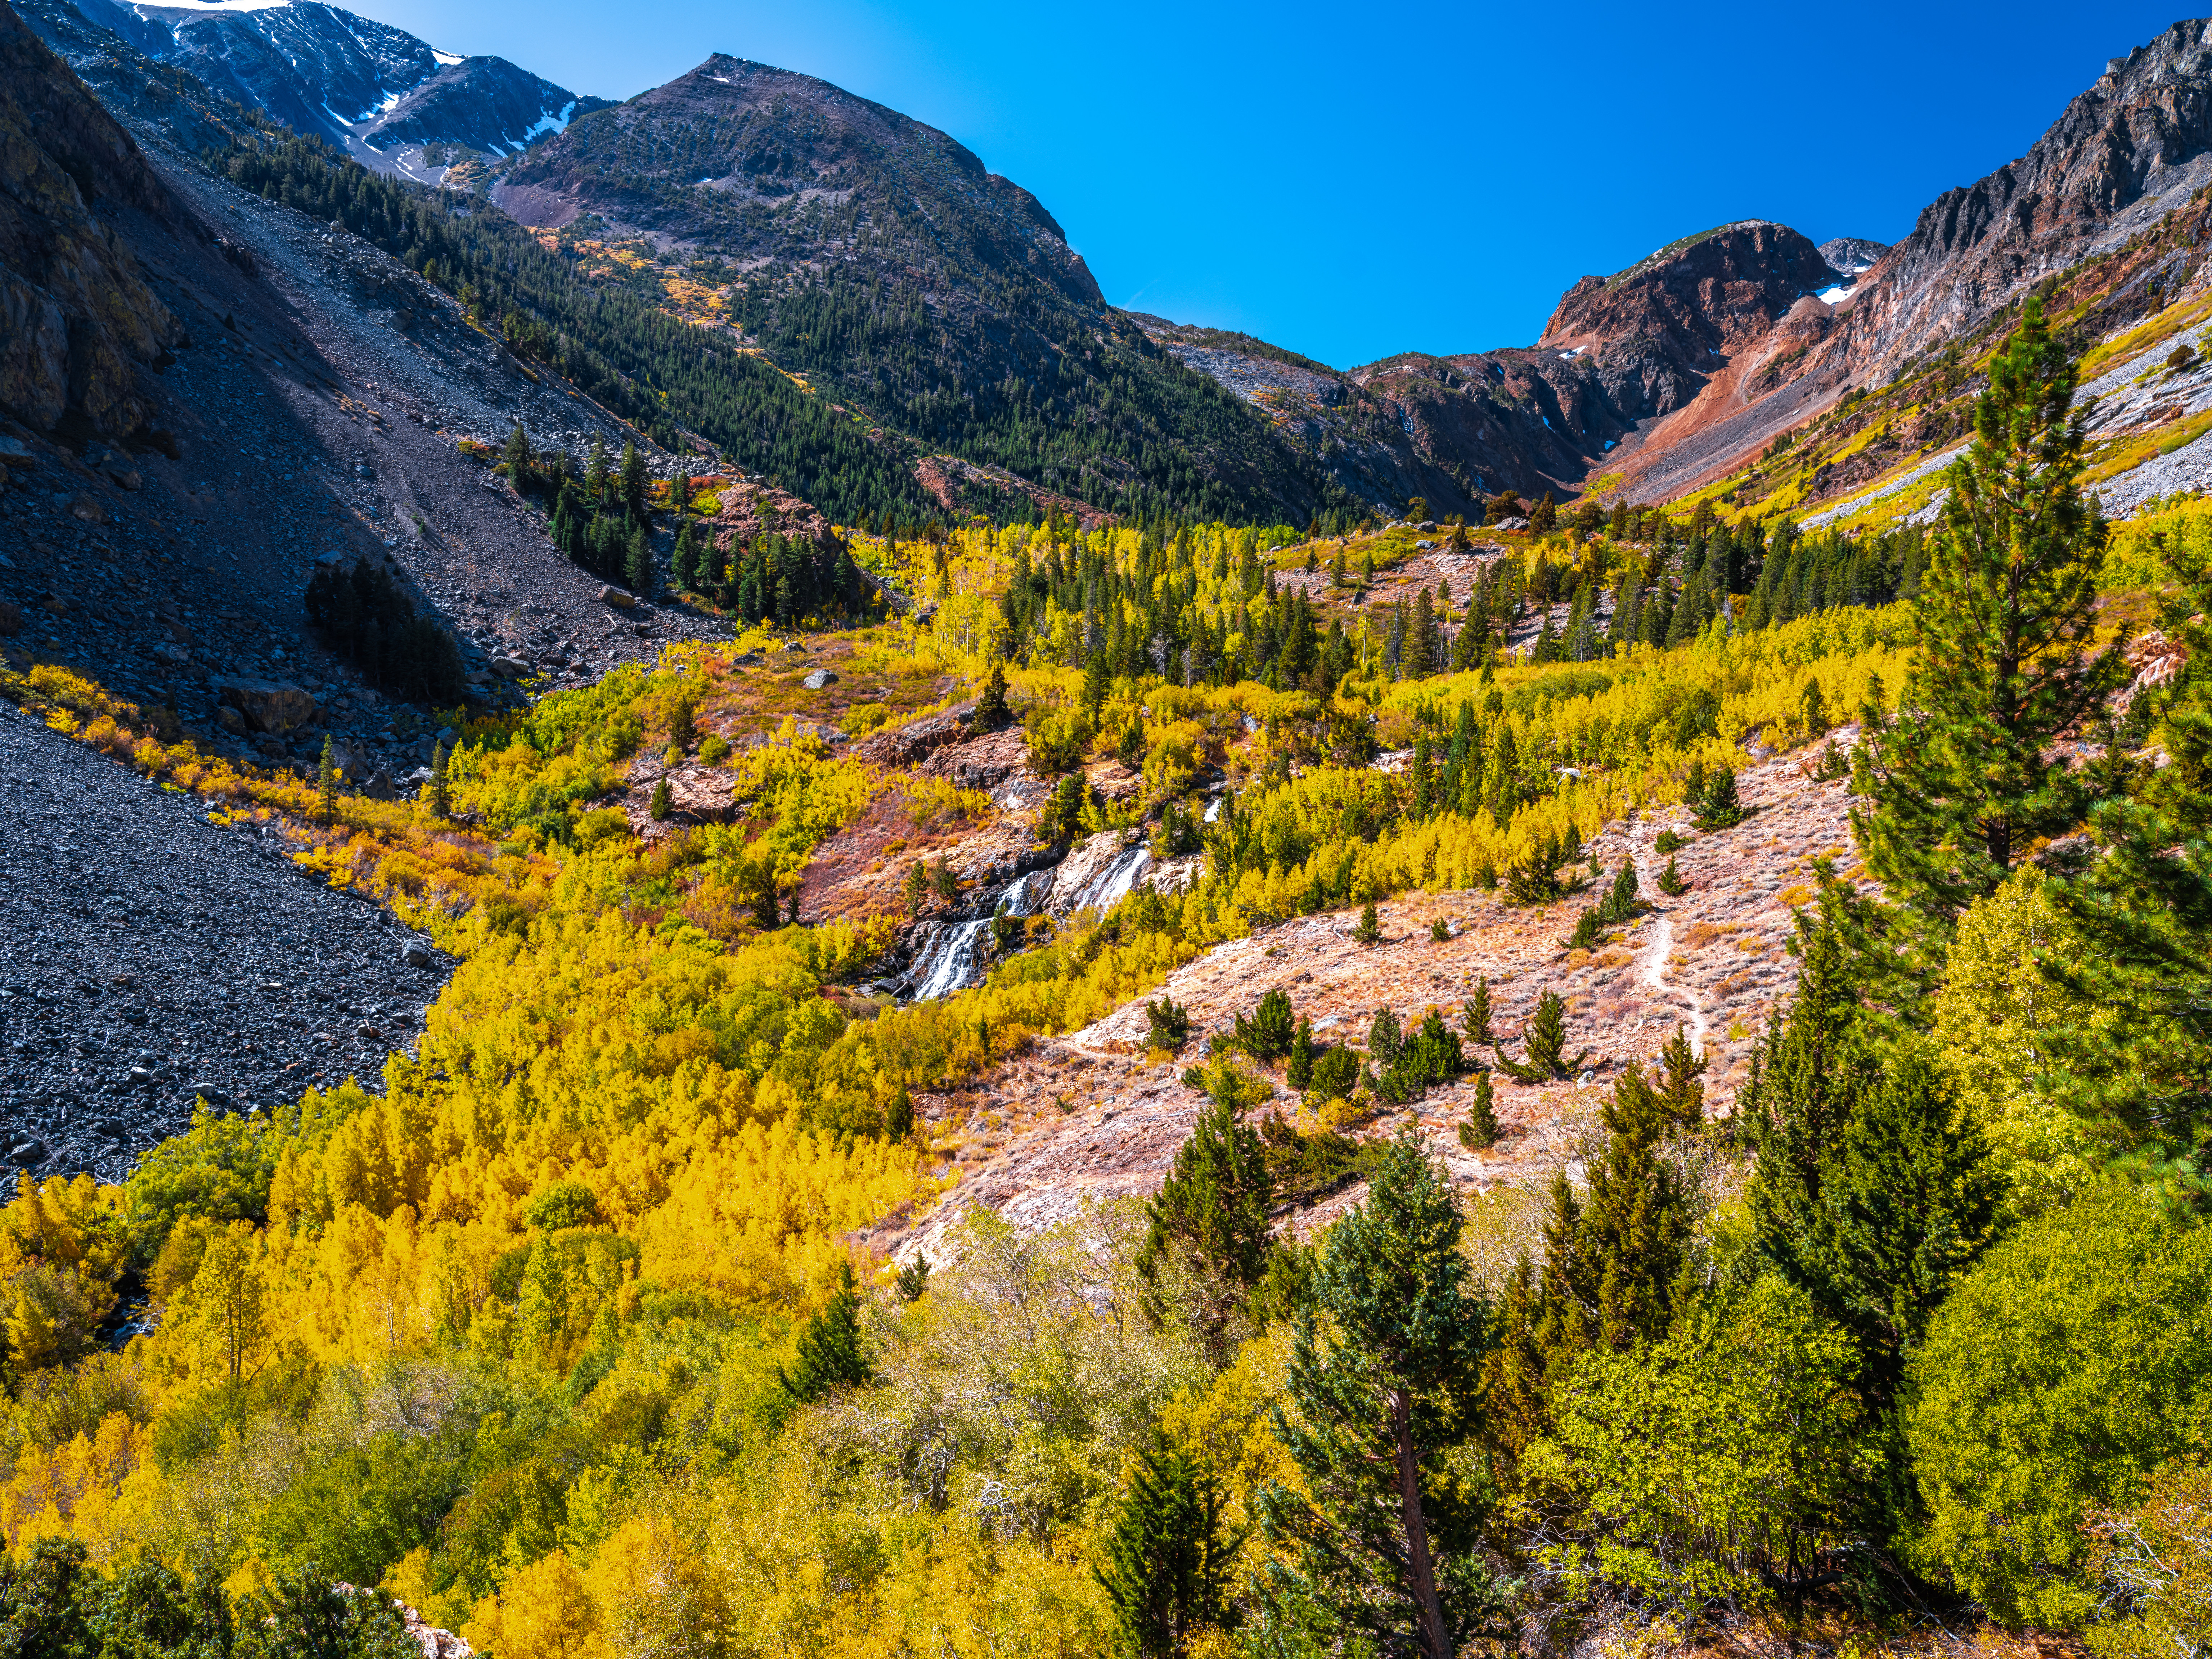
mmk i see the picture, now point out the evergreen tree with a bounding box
[1457,1069,1499,1150]
[1097,1438,1240,1658]
[426,741,449,818]
[2047,526,2212,1144]
[1791,1043,2001,1410]
[1657,855,1689,897]
[671,520,698,590]
[1287,1017,1320,1090]
[649,778,671,821]
[502,421,530,481]
[1354,899,1381,945]
[782,1259,872,1401]
[1849,297,2118,990]
[1139,1093,1276,1355]
[667,468,689,514]
[617,441,649,519]
[316,737,337,826]
[1258,1136,1497,1659]
[1748,931,2001,1407]
[1580,1060,1698,1350]
[1695,765,1742,831]
[625,525,654,596]
[1464,978,1494,1044]
[1598,858,1641,922]
[975,660,1013,729]
[583,437,607,505]
[1496,989,1586,1082]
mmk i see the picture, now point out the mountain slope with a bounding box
[27,0,597,172]
[494,55,1360,525]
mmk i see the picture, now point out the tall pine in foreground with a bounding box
[1746,928,2002,1411]
[1259,1135,1499,1659]
[2048,523,2212,1151]
[1846,296,2118,994]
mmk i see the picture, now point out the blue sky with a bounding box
[358,0,2194,369]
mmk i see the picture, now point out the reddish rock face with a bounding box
[1540,221,1839,401]
[1826,19,2212,385]
[709,477,841,555]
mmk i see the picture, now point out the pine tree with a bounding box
[904,859,928,916]
[671,520,698,590]
[617,441,648,519]
[1353,899,1381,945]
[625,525,653,596]
[649,778,671,821]
[975,659,1012,729]
[782,1259,872,1401]
[1695,765,1743,830]
[1096,1438,1240,1658]
[316,737,337,826]
[1139,1093,1276,1354]
[1657,855,1689,896]
[1599,858,1641,922]
[1851,297,2118,989]
[1457,1069,1499,1150]
[1790,1042,2001,1409]
[1367,1007,1403,1069]
[2046,523,2212,1141]
[1287,1017,1320,1089]
[502,421,530,482]
[1496,989,1586,1082]
[1579,1061,1697,1349]
[1464,979,1494,1044]
[426,741,449,818]
[583,437,607,505]
[667,468,689,515]
[1258,1136,1496,1659]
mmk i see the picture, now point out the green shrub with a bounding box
[1904,1186,2212,1627]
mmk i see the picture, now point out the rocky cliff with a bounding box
[0,0,180,442]
[33,0,592,172]
[1825,19,2212,382]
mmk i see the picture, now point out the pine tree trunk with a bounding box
[1391,1388,1451,1659]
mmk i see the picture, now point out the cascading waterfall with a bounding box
[907,867,1055,1002]
[1051,843,1152,917]
[908,917,993,1002]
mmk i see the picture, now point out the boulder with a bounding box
[215,676,317,732]
[489,655,531,678]
[598,585,637,610]
[215,706,245,735]
[801,668,838,689]
[400,939,433,967]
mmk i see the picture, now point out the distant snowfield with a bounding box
[432,48,465,64]
[1817,284,1856,305]
[131,0,292,12]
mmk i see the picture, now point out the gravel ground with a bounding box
[0,701,451,1182]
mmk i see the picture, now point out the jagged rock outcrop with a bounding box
[0,0,182,441]
[1539,221,1840,415]
[708,476,843,556]
[1819,236,1889,276]
[1826,19,2212,380]
[40,0,592,171]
